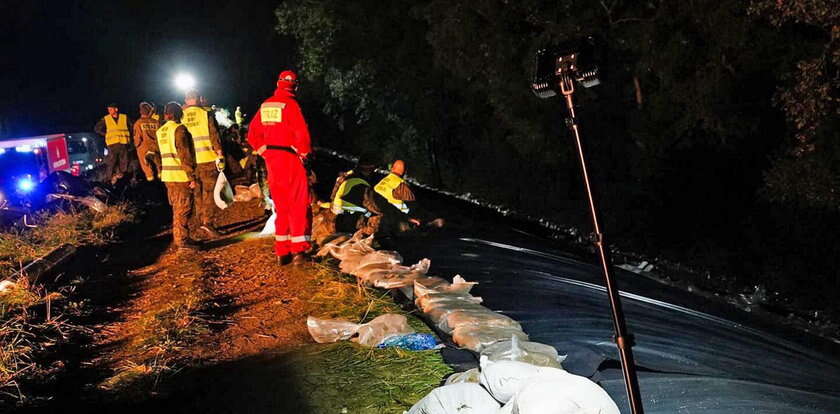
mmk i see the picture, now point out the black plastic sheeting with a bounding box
[397,233,840,413]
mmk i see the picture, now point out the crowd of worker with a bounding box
[94,70,442,265]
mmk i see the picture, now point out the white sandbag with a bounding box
[213,171,235,209]
[335,232,376,263]
[421,298,486,315]
[315,234,352,258]
[371,259,431,289]
[505,373,620,414]
[451,326,529,352]
[481,336,566,369]
[259,204,276,236]
[353,251,404,282]
[406,383,500,414]
[479,355,567,404]
[424,303,488,330]
[413,277,451,298]
[444,309,522,333]
[355,314,414,347]
[356,264,398,284]
[414,274,478,298]
[307,314,414,347]
[357,250,403,270]
[306,316,360,343]
[444,368,481,385]
[417,292,483,312]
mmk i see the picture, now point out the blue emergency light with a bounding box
[17,177,35,193]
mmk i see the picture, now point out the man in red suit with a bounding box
[247,70,313,265]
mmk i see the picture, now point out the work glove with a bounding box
[215,158,225,172]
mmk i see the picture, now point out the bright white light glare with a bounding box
[0,148,5,155]
[81,137,88,143]
[15,145,32,152]
[174,73,196,91]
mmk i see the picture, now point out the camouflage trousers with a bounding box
[136,143,161,181]
[193,163,218,227]
[165,182,193,246]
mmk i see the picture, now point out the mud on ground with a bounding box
[16,197,448,413]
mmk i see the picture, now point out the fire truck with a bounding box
[0,132,103,209]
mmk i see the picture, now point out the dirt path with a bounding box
[17,196,449,413]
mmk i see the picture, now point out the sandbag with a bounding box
[504,373,620,414]
[414,274,478,298]
[451,326,529,352]
[307,313,414,347]
[424,302,488,329]
[479,356,567,404]
[444,368,481,385]
[370,259,431,289]
[355,313,414,347]
[352,250,404,281]
[357,250,403,271]
[259,202,276,236]
[315,234,352,258]
[481,336,566,369]
[416,292,483,312]
[443,309,522,332]
[213,171,235,209]
[406,383,500,414]
[306,316,360,343]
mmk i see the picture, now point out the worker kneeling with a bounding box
[331,157,442,247]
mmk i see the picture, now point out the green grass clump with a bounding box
[0,203,135,402]
[289,342,452,413]
[294,261,450,412]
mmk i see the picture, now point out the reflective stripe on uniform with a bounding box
[155,121,190,183]
[182,106,217,164]
[290,235,311,243]
[104,114,130,146]
[275,235,290,241]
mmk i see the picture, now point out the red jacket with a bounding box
[247,88,311,158]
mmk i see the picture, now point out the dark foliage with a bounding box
[276,1,839,316]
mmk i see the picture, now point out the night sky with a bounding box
[2,0,292,138]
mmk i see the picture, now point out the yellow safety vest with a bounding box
[332,177,370,215]
[182,106,217,164]
[374,173,410,213]
[103,114,130,146]
[156,121,190,183]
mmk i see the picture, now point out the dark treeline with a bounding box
[276,1,840,318]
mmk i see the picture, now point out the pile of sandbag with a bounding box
[413,274,530,353]
[316,231,432,289]
[409,343,618,414]
[315,230,621,413]
[307,313,415,347]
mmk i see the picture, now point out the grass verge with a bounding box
[0,203,134,403]
[292,261,451,412]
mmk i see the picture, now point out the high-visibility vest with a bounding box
[182,106,217,164]
[332,177,370,215]
[374,173,410,213]
[156,121,190,183]
[103,114,130,146]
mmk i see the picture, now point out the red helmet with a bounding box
[277,70,298,90]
